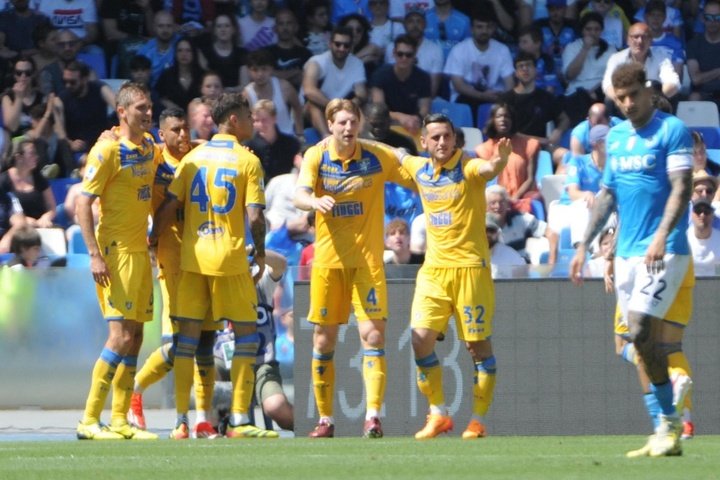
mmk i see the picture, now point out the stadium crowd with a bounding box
[0,0,718,449]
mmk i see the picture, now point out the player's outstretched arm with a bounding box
[570,187,616,285]
[478,137,511,179]
[645,168,693,273]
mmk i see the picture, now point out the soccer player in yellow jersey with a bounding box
[127,107,220,439]
[75,82,160,440]
[294,98,414,438]
[400,113,511,440]
[150,93,277,439]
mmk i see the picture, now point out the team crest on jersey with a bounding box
[137,185,151,201]
[125,301,133,310]
[320,308,327,317]
[84,165,97,181]
[358,157,372,173]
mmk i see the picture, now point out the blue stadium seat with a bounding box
[476,103,493,130]
[65,253,90,268]
[77,49,107,79]
[535,150,553,188]
[53,204,72,229]
[49,178,80,205]
[303,127,321,145]
[707,148,720,166]
[430,98,473,128]
[559,128,572,149]
[530,199,545,222]
[67,227,88,254]
[692,127,720,149]
[559,227,573,250]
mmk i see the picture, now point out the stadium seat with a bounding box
[476,103,493,130]
[707,148,720,167]
[530,199,545,222]
[303,127,321,145]
[77,49,107,79]
[430,98,473,128]
[37,228,68,256]
[676,101,720,128]
[535,150,554,188]
[539,174,567,210]
[525,236,550,265]
[559,128,572,149]
[53,204,72,229]
[65,253,90,268]
[49,178,80,205]
[460,127,483,153]
[559,227,573,250]
[692,126,720,149]
[67,226,88,254]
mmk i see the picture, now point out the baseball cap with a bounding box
[547,0,568,7]
[405,7,425,19]
[692,198,715,213]
[692,169,719,188]
[589,124,610,145]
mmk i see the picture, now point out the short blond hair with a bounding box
[116,81,149,109]
[252,99,277,117]
[325,98,360,123]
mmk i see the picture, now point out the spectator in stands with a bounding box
[303,0,331,56]
[562,13,616,126]
[370,35,431,136]
[302,26,367,136]
[500,51,570,156]
[36,0,100,50]
[0,187,25,254]
[445,9,515,112]
[339,13,382,74]
[602,22,680,101]
[580,0,629,50]
[99,0,153,79]
[549,124,608,249]
[238,0,277,51]
[686,0,720,106]
[0,0,50,60]
[584,225,614,278]
[0,139,55,228]
[383,217,424,265]
[332,0,371,24]
[693,131,720,176]
[128,55,161,125]
[533,0,577,81]
[692,169,719,204]
[25,100,75,178]
[368,0,403,55]
[38,29,83,95]
[167,0,214,34]
[520,0,579,28]
[157,38,203,112]
[517,25,562,94]
[687,198,720,276]
[136,10,179,88]
[362,102,418,154]
[58,61,115,154]
[264,153,311,238]
[243,48,303,136]
[200,71,224,101]
[197,14,248,89]
[187,97,216,141]
[485,184,557,263]
[245,99,302,182]
[5,223,43,268]
[267,9,312,91]
[424,0,471,61]
[386,9,444,98]
[485,212,527,274]
[477,103,541,214]
[644,0,685,78]
[30,23,58,73]
[569,102,621,156]
[2,56,44,137]
[634,0,684,39]
[63,153,97,230]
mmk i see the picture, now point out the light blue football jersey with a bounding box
[603,110,693,257]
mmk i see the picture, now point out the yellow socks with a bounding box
[81,348,122,424]
[311,350,335,418]
[472,356,497,418]
[415,352,445,410]
[363,349,386,414]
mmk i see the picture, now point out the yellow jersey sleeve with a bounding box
[243,151,266,208]
[296,145,322,192]
[82,140,118,197]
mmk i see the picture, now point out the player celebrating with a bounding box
[127,107,219,439]
[398,114,510,439]
[570,62,694,457]
[76,82,160,440]
[294,98,413,438]
[150,93,277,439]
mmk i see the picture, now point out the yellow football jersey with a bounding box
[153,148,183,274]
[168,133,265,276]
[297,139,413,268]
[82,134,161,254]
[402,149,491,268]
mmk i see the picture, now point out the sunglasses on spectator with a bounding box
[333,41,351,49]
[395,50,415,58]
[14,69,33,77]
[703,13,720,22]
[694,208,714,216]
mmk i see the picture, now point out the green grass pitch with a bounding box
[2,436,719,480]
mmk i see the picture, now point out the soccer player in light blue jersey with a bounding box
[570,62,694,458]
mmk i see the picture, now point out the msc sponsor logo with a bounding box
[429,211,452,226]
[331,201,363,217]
[197,221,225,238]
[422,189,461,202]
[322,176,367,194]
[136,185,151,201]
[610,155,656,172]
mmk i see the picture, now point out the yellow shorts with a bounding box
[175,270,256,325]
[411,266,495,342]
[96,251,154,322]
[308,265,387,324]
